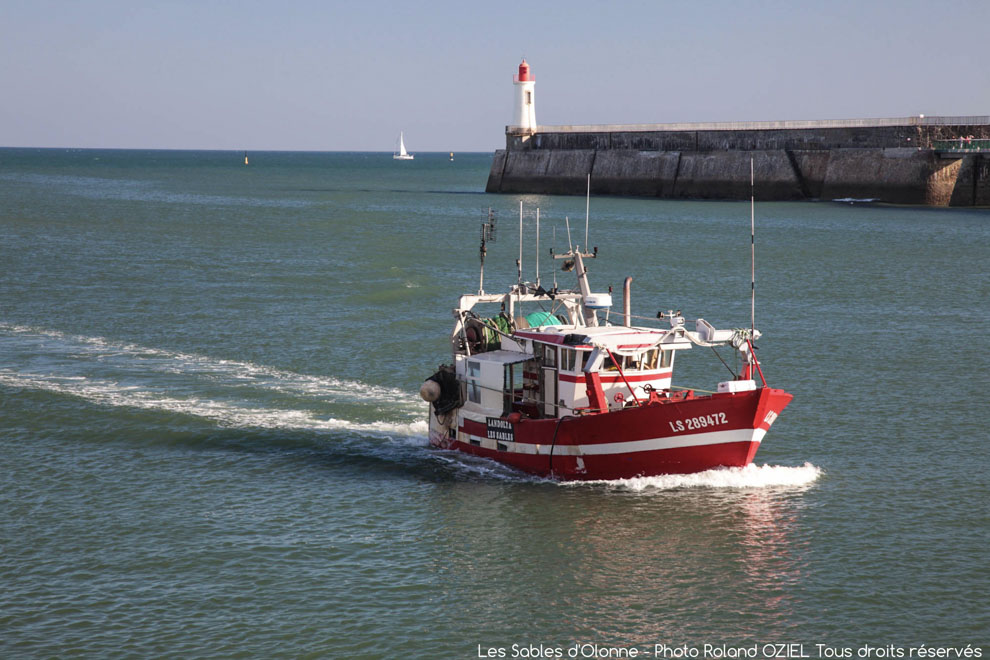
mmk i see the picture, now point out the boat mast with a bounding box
[517,201,523,285]
[750,157,756,335]
[553,232,599,327]
[573,251,598,327]
[585,174,590,250]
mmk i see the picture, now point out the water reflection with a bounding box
[430,472,819,647]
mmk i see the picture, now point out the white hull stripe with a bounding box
[459,428,767,456]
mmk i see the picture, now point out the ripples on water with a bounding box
[1,149,986,657]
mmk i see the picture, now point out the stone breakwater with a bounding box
[485,117,990,206]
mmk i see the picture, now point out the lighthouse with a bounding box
[512,59,536,134]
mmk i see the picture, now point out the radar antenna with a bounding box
[479,208,496,294]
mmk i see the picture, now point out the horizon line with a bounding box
[0,146,499,154]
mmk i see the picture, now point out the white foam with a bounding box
[0,322,419,405]
[832,197,878,204]
[570,462,823,491]
[0,323,427,439]
[0,370,428,438]
[431,451,537,482]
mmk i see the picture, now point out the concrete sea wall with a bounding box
[485,117,990,206]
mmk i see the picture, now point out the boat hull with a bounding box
[429,387,792,480]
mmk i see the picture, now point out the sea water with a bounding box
[1,148,987,657]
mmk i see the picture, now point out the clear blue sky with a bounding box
[2,0,987,152]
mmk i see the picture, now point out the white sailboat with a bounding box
[393,132,414,160]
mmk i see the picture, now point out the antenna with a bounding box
[565,216,573,252]
[750,157,756,334]
[479,208,496,294]
[535,207,540,286]
[517,201,523,285]
[585,174,590,250]
[552,225,558,289]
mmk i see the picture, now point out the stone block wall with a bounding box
[488,120,990,206]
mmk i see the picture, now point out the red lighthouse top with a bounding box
[514,59,534,82]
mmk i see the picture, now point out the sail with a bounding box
[394,132,413,159]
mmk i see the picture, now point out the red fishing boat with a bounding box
[421,207,792,480]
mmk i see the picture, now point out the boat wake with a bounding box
[832,197,879,205]
[423,455,823,489]
[0,323,427,439]
[431,450,540,482]
[0,323,818,488]
[569,462,823,491]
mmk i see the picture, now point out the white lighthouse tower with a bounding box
[512,59,536,134]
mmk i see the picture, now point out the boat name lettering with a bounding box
[668,412,728,433]
[487,417,515,442]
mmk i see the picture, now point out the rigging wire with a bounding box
[710,346,737,378]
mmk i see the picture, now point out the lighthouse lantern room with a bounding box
[512,59,536,134]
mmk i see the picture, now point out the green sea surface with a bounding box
[1,148,987,657]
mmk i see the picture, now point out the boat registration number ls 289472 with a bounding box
[669,413,728,433]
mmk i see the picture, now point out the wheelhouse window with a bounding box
[540,344,557,368]
[622,349,670,370]
[600,349,668,371]
[503,362,526,413]
[467,360,481,403]
[641,349,660,370]
[561,348,577,371]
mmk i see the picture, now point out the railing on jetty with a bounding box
[526,116,990,134]
[933,139,990,154]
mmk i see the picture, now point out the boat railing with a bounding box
[460,374,708,419]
